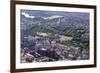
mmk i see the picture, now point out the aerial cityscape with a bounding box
[20,9,90,63]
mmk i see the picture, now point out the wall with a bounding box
[0,0,100,73]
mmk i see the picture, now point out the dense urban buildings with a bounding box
[20,10,89,63]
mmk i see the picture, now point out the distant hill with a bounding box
[21,9,89,37]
